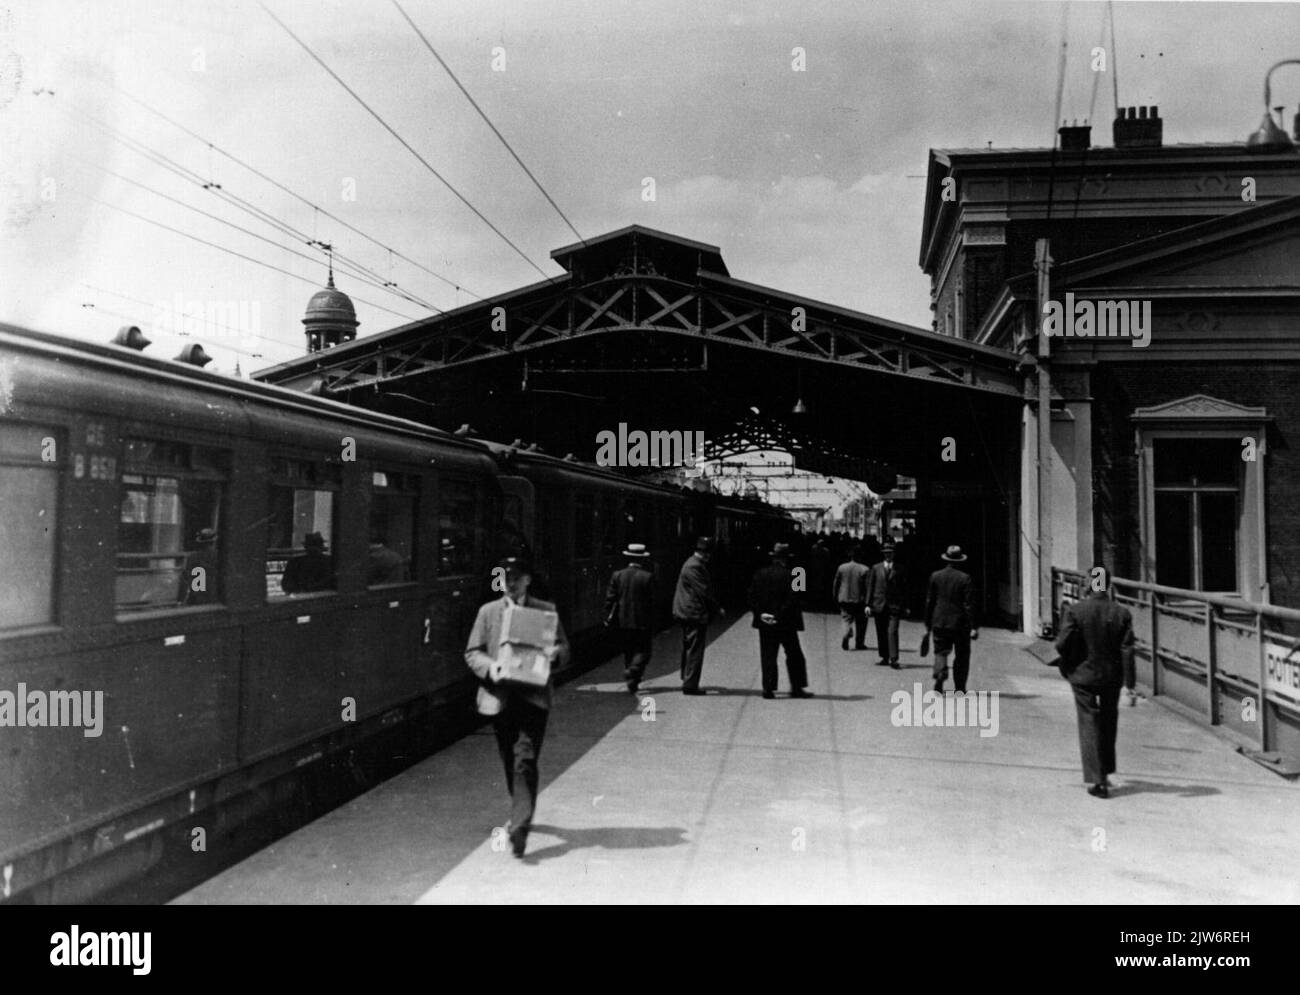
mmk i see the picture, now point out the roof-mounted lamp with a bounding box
[1246,59,1300,149]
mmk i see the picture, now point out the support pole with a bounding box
[1035,239,1054,635]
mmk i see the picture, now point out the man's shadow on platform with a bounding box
[521,824,689,864]
[696,688,871,701]
[1108,779,1220,799]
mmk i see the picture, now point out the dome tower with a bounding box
[303,264,358,353]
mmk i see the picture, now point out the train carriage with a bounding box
[0,323,789,902]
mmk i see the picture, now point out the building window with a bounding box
[437,475,476,577]
[0,423,61,628]
[1153,439,1238,592]
[1134,396,1270,601]
[267,457,338,597]
[117,438,226,611]
[369,469,418,586]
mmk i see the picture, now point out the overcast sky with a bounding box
[0,0,1295,372]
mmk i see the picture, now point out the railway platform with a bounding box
[174,614,1299,904]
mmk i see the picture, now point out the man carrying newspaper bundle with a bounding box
[465,556,570,859]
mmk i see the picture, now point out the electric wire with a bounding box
[258,0,550,280]
[70,109,443,313]
[107,81,482,301]
[73,190,421,322]
[389,0,585,246]
[77,154,440,312]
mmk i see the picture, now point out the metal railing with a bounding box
[1052,568,1300,762]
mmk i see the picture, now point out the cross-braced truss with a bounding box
[264,272,1022,399]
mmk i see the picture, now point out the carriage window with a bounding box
[534,490,555,573]
[600,496,618,555]
[574,493,596,559]
[267,458,338,597]
[0,424,61,628]
[117,438,226,612]
[369,470,418,586]
[437,475,476,576]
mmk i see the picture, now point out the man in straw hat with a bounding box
[923,545,979,693]
[673,536,723,695]
[604,542,656,695]
[748,542,813,699]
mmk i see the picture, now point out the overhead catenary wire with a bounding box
[73,191,422,322]
[258,0,551,280]
[107,81,482,301]
[69,108,444,314]
[389,0,585,246]
[76,154,442,313]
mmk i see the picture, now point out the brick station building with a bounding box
[920,105,1300,626]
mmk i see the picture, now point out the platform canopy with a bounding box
[255,225,1023,482]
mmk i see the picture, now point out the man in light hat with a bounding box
[465,557,570,858]
[748,542,812,699]
[865,542,906,668]
[673,536,722,695]
[924,545,979,692]
[604,543,656,695]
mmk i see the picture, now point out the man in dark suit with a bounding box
[1052,568,1137,798]
[808,539,835,612]
[604,543,655,695]
[865,542,906,668]
[280,531,334,594]
[673,537,722,695]
[465,557,570,857]
[748,543,812,700]
[832,545,870,651]
[924,545,978,692]
[365,532,406,586]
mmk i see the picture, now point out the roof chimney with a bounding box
[1113,105,1163,148]
[1058,121,1091,151]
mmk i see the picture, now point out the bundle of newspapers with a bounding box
[497,603,559,687]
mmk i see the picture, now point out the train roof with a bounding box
[0,323,785,518]
[0,323,491,456]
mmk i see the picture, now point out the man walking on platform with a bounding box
[832,545,869,651]
[673,537,722,696]
[604,543,655,695]
[866,542,906,668]
[465,557,570,859]
[748,542,813,699]
[1052,568,1137,799]
[924,545,978,692]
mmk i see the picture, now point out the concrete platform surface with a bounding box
[174,614,1299,904]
